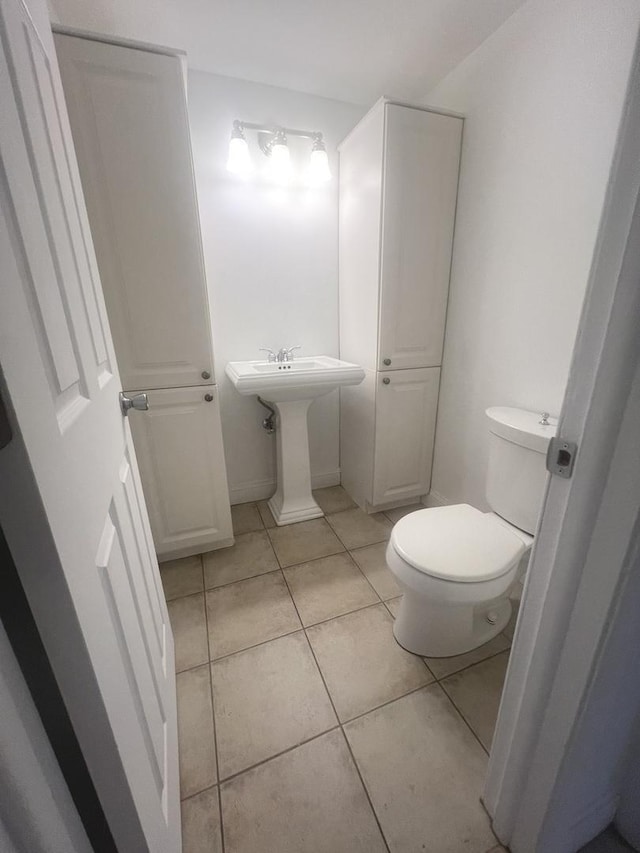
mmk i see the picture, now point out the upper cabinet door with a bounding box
[378,105,462,371]
[55,35,215,390]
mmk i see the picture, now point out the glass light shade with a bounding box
[308,147,331,184]
[227,135,252,175]
[269,140,292,183]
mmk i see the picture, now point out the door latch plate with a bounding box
[546,437,577,479]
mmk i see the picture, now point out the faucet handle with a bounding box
[259,347,277,363]
[284,346,302,361]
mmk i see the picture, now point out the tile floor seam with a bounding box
[298,613,392,853]
[217,724,342,786]
[436,680,491,757]
[344,547,388,605]
[203,565,282,595]
[208,625,305,665]
[337,679,437,727]
[202,566,225,853]
[431,646,512,684]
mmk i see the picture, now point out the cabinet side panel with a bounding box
[338,105,384,370]
[378,106,462,370]
[340,369,376,508]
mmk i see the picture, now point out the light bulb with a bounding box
[268,134,292,183]
[227,124,252,175]
[308,147,331,185]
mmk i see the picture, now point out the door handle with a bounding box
[119,392,149,417]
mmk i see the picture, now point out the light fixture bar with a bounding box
[236,121,323,142]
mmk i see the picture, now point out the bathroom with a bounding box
[2,0,640,851]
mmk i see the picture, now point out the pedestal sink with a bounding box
[226,356,365,525]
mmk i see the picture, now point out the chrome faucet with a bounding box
[260,346,301,363]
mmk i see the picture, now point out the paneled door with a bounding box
[0,1,179,850]
[378,105,461,371]
[372,367,441,505]
[128,386,233,560]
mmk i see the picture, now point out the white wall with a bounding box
[425,0,640,510]
[188,71,362,503]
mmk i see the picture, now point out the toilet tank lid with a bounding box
[486,406,557,453]
[391,504,526,583]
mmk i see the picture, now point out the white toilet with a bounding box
[386,407,557,657]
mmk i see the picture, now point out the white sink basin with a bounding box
[225,355,365,402]
[226,355,364,526]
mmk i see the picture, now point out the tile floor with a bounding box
[163,488,517,853]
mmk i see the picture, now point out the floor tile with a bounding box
[203,530,278,589]
[230,502,264,535]
[425,633,511,680]
[220,730,386,853]
[312,485,356,515]
[268,518,344,568]
[160,555,203,601]
[307,603,432,721]
[168,593,208,673]
[206,571,300,659]
[441,650,510,750]
[344,685,495,852]
[181,787,222,853]
[256,499,276,529]
[326,507,392,550]
[350,542,401,600]
[384,503,424,524]
[212,632,336,779]
[385,596,402,617]
[177,665,217,799]
[283,552,378,626]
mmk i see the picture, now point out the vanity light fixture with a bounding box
[226,121,252,175]
[226,120,331,184]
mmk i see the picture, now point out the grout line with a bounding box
[217,725,342,786]
[432,647,512,684]
[202,560,226,853]
[339,680,436,728]
[437,680,491,757]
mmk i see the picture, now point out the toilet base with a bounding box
[393,594,512,657]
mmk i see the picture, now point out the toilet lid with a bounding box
[391,504,526,583]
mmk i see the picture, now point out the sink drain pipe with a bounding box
[257,397,276,434]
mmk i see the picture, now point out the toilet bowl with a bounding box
[387,504,532,657]
[385,406,556,657]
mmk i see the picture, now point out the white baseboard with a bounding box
[230,470,341,505]
[423,489,451,508]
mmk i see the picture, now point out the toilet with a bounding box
[386,407,557,657]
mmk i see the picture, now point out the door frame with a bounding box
[485,32,640,853]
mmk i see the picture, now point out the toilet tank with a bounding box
[485,407,557,535]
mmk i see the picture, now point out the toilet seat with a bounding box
[390,504,526,583]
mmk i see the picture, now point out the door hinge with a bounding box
[546,437,577,479]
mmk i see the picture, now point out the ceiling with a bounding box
[50,0,525,105]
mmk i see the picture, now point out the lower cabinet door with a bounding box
[372,367,441,506]
[127,385,233,560]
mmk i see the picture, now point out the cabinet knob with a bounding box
[201,370,211,380]
[383,358,391,366]
[382,377,391,385]
[204,393,214,402]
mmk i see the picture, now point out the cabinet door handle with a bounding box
[201,370,211,380]
[383,358,391,366]
[204,393,214,402]
[382,377,391,385]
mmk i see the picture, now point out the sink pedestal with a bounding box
[267,399,324,526]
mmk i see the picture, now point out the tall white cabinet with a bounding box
[55,30,233,559]
[339,100,462,511]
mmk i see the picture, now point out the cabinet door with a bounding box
[55,34,215,390]
[372,368,440,506]
[378,105,462,371]
[128,386,233,559]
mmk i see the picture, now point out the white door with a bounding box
[55,33,215,392]
[0,2,179,851]
[378,105,462,371]
[128,386,233,560]
[372,367,441,505]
